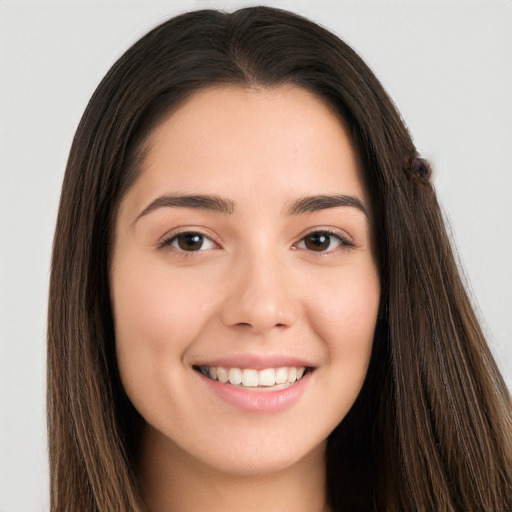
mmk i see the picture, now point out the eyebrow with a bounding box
[135,192,367,223]
[136,194,235,222]
[285,194,368,217]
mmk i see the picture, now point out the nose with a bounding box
[220,251,300,335]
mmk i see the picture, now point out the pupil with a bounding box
[178,233,203,251]
[306,233,330,251]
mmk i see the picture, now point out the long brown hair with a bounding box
[48,7,512,511]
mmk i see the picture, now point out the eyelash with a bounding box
[158,228,354,256]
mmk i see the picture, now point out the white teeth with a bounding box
[258,368,275,387]
[275,367,288,385]
[228,367,242,385]
[217,366,228,383]
[199,365,307,388]
[242,369,258,387]
[287,367,297,383]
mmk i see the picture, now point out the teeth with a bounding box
[217,366,228,383]
[287,367,297,383]
[228,367,242,385]
[275,367,288,385]
[198,365,307,388]
[241,369,258,387]
[258,368,275,387]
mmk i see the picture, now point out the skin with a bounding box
[110,85,381,512]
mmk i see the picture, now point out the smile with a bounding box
[194,363,314,412]
[195,365,307,389]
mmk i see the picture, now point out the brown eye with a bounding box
[298,231,350,253]
[164,232,216,252]
[177,233,203,251]
[303,232,331,251]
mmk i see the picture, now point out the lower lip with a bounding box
[198,371,312,413]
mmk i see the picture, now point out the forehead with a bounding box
[122,85,367,218]
[147,84,350,159]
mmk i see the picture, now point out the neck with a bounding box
[138,425,329,512]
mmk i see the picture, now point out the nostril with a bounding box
[235,322,287,329]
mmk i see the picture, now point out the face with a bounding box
[111,85,380,477]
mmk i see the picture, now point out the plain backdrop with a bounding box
[1,1,511,510]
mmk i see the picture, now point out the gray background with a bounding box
[1,0,511,510]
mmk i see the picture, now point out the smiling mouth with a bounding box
[194,365,310,389]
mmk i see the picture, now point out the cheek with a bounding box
[308,263,380,362]
[292,262,380,435]
[110,259,214,386]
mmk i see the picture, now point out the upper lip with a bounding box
[192,353,315,370]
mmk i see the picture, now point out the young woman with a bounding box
[47,6,512,511]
